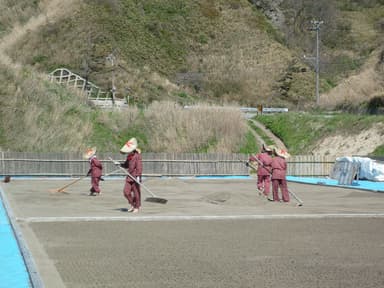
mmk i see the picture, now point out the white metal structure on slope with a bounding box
[48,68,127,109]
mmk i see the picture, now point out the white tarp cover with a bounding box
[336,157,384,182]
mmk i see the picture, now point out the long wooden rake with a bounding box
[109,157,168,204]
[49,168,121,194]
[49,177,85,194]
[243,158,304,206]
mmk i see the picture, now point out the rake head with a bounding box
[49,188,69,194]
[145,197,168,204]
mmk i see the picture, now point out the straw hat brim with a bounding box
[83,147,97,159]
[276,149,290,159]
[120,138,138,154]
[262,144,272,152]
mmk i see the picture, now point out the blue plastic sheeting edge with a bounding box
[287,176,384,192]
[177,175,251,180]
[2,175,252,180]
[0,193,31,288]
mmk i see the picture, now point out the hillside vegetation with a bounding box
[0,0,383,154]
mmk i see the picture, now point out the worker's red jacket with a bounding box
[249,152,272,176]
[88,157,103,178]
[271,156,287,180]
[122,151,143,182]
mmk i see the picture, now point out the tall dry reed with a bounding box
[144,101,248,153]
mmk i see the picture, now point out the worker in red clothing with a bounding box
[271,147,290,202]
[84,147,103,196]
[249,144,273,197]
[118,138,143,213]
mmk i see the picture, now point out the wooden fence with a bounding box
[0,152,335,177]
[286,155,335,177]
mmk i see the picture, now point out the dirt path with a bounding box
[247,120,264,149]
[249,119,287,151]
[0,0,79,68]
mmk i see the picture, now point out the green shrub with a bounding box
[371,145,384,156]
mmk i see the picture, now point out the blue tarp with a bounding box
[0,199,31,288]
[287,176,384,192]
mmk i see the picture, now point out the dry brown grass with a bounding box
[187,4,293,105]
[0,0,80,51]
[144,101,248,152]
[0,1,40,32]
[3,0,383,111]
[0,0,82,81]
[0,65,92,152]
[101,108,141,132]
[320,49,384,108]
[0,0,89,152]
[2,0,383,155]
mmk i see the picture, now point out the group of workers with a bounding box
[248,144,291,203]
[83,137,143,213]
[82,138,290,213]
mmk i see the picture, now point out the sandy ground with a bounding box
[1,177,384,287]
[313,123,384,158]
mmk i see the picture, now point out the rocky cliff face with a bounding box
[249,0,285,28]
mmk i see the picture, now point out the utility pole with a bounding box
[309,20,323,105]
[106,53,116,105]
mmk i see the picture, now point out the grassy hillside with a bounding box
[0,0,383,153]
[5,0,308,107]
[5,0,383,108]
[0,64,93,152]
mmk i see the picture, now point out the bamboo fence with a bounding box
[0,152,335,177]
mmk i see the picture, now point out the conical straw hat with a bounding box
[83,147,97,159]
[120,138,138,154]
[274,147,290,159]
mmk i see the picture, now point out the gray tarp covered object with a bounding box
[335,157,384,182]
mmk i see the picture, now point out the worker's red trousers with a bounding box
[272,179,289,202]
[124,179,141,209]
[91,177,101,193]
[257,175,271,196]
